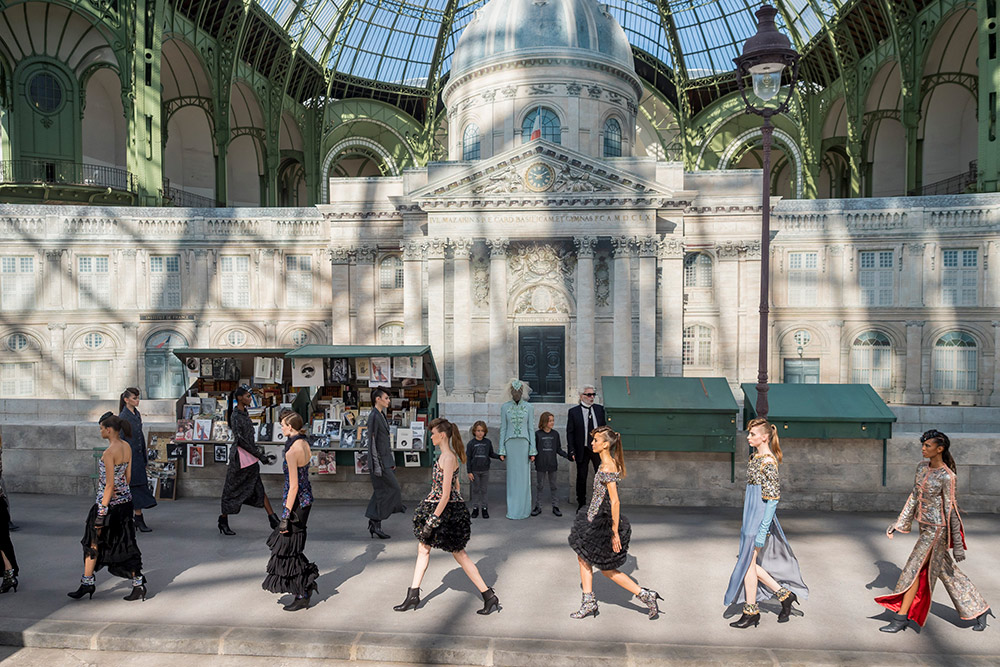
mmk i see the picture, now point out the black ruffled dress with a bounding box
[568,470,631,571]
[81,460,143,579]
[262,436,319,598]
[412,461,471,553]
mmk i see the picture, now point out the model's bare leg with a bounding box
[742,547,760,604]
[84,548,97,577]
[600,569,641,596]
[897,578,920,614]
[755,564,781,593]
[1,552,11,570]
[409,543,431,589]
[452,550,488,593]
[577,555,594,593]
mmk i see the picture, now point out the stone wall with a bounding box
[2,400,998,513]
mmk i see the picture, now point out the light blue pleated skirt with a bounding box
[503,438,533,520]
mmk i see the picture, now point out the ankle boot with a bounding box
[67,582,96,600]
[393,587,420,611]
[123,578,147,601]
[477,587,501,615]
[218,515,235,535]
[878,613,909,633]
[369,519,390,539]
[283,595,311,611]
[636,587,662,619]
[777,590,799,623]
[133,513,152,533]
[730,604,760,628]
[268,513,280,530]
[973,610,992,632]
[470,507,479,519]
[0,570,17,594]
[570,592,599,619]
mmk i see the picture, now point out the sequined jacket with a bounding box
[498,400,537,456]
[892,461,966,555]
[746,453,780,501]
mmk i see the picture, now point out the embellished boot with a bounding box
[0,569,17,594]
[569,592,599,619]
[730,603,761,628]
[636,587,663,619]
[477,587,501,615]
[67,575,96,600]
[776,587,798,623]
[878,613,909,633]
[393,587,420,611]
[123,574,147,601]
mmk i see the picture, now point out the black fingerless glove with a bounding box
[277,517,289,533]
[263,453,277,465]
[419,513,442,540]
[94,507,108,528]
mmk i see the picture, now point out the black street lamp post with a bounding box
[733,3,800,420]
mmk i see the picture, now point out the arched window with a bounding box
[379,255,404,290]
[226,330,247,347]
[682,325,712,366]
[378,322,404,346]
[603,118,622,157]
[462,124,481,161]
[290,329,310,346]
[851,331,892,389]
[521,107,561,144]
[684,253,712,288]
[933,332,977,391]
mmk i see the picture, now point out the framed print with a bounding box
[354,357,371,379]
[395,428,412,451]
[193,419,213,441]
[403,451,421,468]
[187,443,204,467]
[213,444,228,463]
[292,357,323,387]
[167,442,185,458]
[316,450,337,475]
[259,444,284,474]
[327,358,349,384]
[157,475,177,500]
[354,451,370,475]
[339,428,357,449]
[325,419,342,440]
[393,355,422,379]
[212,422,231,442]
[175,419,194,441]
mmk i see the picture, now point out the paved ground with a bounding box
[0,490,998,665]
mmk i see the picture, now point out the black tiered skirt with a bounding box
[412,501,471,553]
[568,498,631,571]
[262,505,319,598]
[81,502,143,580]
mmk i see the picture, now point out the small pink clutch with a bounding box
[237,447,257,469]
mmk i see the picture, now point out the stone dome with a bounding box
[450,0,635,79]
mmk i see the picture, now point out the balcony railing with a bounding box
[909,160,978,197]
[0,159,136,193]
[163,185,218,208]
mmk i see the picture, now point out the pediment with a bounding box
[408,142,687,209]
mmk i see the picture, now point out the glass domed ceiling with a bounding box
[256,0,842,88]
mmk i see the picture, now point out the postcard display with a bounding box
[170,352,294,496]
[309,354,436,473]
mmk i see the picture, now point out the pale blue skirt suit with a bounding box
[499,400,537,520]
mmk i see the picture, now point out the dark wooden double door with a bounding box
[518,326,565,402]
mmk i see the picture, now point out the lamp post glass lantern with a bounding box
[733,3,800,420]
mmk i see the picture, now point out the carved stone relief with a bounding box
[513,285,570,314]
[507,242,575,297]
[474,165,523,194]
[552,163,611,192]
[594,252,611,307]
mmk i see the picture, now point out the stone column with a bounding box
[329,245,352,344]
[354,245,377,344]
[403,241,425,345]
[46,323,67,395]
[44,250,65,309]
[658,237,685,376]
[486,238,509,400]
[426,238,448,375]
[122,322,140,386]
[903,320,925,404]
[611,236,633,376]
[826,319,845,383]
[987,241,1000,308]
[902,242,925,307]
[992,320,1000,407]
[450,238,475,401]
[574,236,597,391]
[637,236,658,376]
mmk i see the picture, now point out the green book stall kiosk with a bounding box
[741,383,897,485]
[602,376,740,481]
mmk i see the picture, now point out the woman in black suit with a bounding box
[365,387,404,539]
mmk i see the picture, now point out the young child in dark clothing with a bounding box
[466,421,500,519]
[533,412,570,517]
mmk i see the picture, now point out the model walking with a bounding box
[0,440,18,594]
[262,412,319,611]
[119,388,156,532]
[724,418,808,628]
[499,379,536,520]
[218,386,278,535]
[365,387,405,539]
[875,430,991,632]
[567,426,660,620]
[393,417,500,615]
[68,412,147,602]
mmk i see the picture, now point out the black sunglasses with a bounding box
[582,393,597,397]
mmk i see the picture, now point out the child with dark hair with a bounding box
[465,421,499,519]
[532,412,570,517]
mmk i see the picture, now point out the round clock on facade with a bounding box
[525,162,555,192]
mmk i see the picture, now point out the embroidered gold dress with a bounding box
[875,462,990,625]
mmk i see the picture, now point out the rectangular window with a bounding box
[0,362,34,397]
[787,252,818,306]
[150,255,182,309]
[1,256,35,311]
[76,360,111,396]
[78,256,110,309]
[285,255,313,308]
[220,255,250,308]
[942,249,978,306]
[859,250,894,306]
